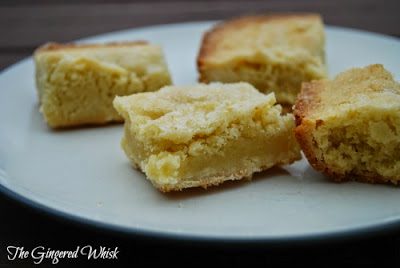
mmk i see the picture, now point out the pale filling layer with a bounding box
[122,115,300,190]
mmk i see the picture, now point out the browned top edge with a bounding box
[35,40,149,53]
[196,13,322,75]
[293,80,325,126]
[292,80,327,178]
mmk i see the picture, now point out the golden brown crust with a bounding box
[293,82,317,174]
[197,13,322,82]
[35,41,148,53]
[293,81,324,125]
[294,81,358,181]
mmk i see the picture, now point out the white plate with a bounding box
[1,21,400,242]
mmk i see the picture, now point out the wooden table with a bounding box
[1,1,400,266]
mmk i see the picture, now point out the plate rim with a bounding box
[1,20,400,243]
[2,179,400,244]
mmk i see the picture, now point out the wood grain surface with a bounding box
[1,1,400,266]
[1,0,399,71]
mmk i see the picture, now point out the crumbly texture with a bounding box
[197,13,327,106]
[114,82,301,192]
[34,41,172,128]
[294,64,400,184]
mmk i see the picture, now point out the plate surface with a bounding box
[1,21,400,241]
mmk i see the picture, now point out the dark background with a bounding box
[1,0,400,266]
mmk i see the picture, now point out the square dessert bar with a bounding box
[34,41,172,128]
[114,82,301,192]
[294,64,400,184]
[197,14,327,106]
